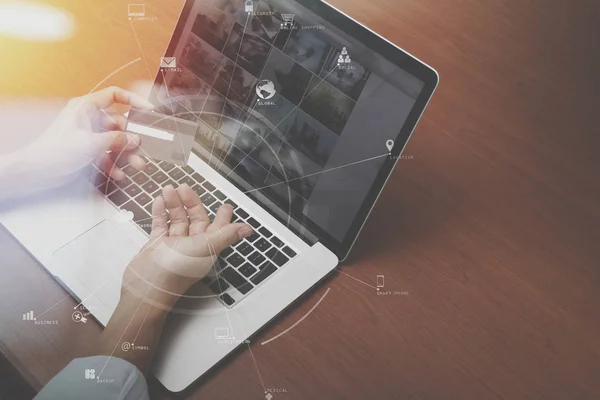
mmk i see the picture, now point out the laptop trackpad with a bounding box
[51,220,142,323]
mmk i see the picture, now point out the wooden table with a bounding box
[1,0,600,399]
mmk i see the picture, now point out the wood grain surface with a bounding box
[1,0,599,399]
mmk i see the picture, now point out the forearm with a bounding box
[98,290,173,375]
[98,269,190,375]
[0,146,43,201]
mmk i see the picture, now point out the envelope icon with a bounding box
[160,57,176,68]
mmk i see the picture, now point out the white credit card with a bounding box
[126,109,197,165]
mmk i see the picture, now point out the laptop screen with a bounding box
[149,0,428,253]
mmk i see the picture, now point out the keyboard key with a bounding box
[202,181,216,192]
[106,181,119,195]
[191,184,206,196]
[282,246,297,258]
[182,165,195,174]
[159,161,175,172]
[134,193,152,206]
[225,199,238,210]
[168,168,185,181]
[246,232,260,243]
[123,165,138,176]
[213,190,227,201]
[270,237,284,248]
[179,176,196,187]
[213,257,227,271]
[209,279,230,295]
[92,172,108,187]
[97,182,108,194]
[221,247,234,258]
[191,173,205,183]
[255,238,272,252]
[236,241,253,256]
[248,251,266,266]
[220,293,235,306]
[145,203,153,215]
[132,173,149,185]
[222,268,253,295]
[165,180,178,188]
[239,263,257,278]
[108,189,129,206]
[236,209,249,219]
[124,184,142,197]
[265,248,289,267]
[142,181,159,194]
[121,201,151,227]
[152,171,168,184]
[247,218,260,228]
[209,202,222,214]
[227,253,245,268]
[115,177,132,189]
[200,193,216,206]
[114,155,129,168]
[144,163,158,176]
[258,227,272,238]
[250,262,277,285]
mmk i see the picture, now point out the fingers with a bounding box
[87,86,154,110]
[127,153,146,171]
[96,153,125,181]
[207,204,234,233]
[178,184,210,235]
[202,223,253,255]
[149,195,169,241]
[163,185,189,237]
[98,111,127,132]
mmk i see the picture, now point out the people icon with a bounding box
[337,47,351,64]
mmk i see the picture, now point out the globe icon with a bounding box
[256,80,276,100]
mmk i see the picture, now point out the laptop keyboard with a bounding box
[90,160,298,308]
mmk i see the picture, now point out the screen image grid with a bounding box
[156,0,373,208]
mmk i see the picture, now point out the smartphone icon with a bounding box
[376,275,385,288]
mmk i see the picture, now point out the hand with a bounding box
[122,184,254,306]
[24,86,154,190]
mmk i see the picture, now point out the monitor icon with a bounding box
[128,4,145,17]
[214,327,231,339]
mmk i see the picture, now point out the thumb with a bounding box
[89,131,140,154]
[201,223,253,255]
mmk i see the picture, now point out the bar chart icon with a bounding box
[22,311,35,321]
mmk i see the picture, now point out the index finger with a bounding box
[87,86,154,110]
[178,184,211,236]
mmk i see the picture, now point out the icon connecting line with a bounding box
[261,287,331,346]
[243,153,389,194]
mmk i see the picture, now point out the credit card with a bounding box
[126,108,197,165]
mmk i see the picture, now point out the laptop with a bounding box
[0,0,438,392]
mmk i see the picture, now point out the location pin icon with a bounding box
[386,140,394,152]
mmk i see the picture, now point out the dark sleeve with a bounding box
[33,356,149,400]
